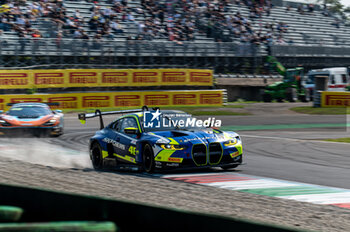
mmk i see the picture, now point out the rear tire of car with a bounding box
[91,142,103,170]
[143,144,155,173]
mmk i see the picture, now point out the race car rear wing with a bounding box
[78,106,150,129]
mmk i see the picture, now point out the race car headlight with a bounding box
[0,119,11,126]
[224,138,237,146]
[43,119,57,126]
[159,144,185,150]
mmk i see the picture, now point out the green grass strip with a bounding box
[0,221,117,232]
[240,186,345,197]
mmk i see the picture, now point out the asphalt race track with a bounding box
[0,103,350,231]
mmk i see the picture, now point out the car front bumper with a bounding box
[0,126,62,137]
[154,154,243,171]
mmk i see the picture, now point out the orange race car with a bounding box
[0,103,64,137]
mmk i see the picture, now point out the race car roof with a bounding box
[8,102,60,108]
[10,103,49,108]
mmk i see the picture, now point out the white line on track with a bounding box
[203,179,299,190]
[280,192,350,204]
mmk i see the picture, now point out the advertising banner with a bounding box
[0,69,213,89]
[321,91,350,107]
[0,70,32,89]
[0,90,224,111]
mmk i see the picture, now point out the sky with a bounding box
[341,0,350,7]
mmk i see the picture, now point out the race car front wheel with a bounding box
[143,144,155,173]
[91,142,103,170]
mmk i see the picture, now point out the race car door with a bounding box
[116,116,139,164]
[106,118,124,158]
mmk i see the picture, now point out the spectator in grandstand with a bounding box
[31,29,42,38]
[18,31,27,52]
[73,28,82,39]
[93,33,103,49]
[308,4,314,13]
[297,5,304,14]
[24,19,32,32]
[126,11,135,22]
[0,30,6,47]
[15,15,25,27]
[31,29,42,53]
[102,7,112,19]
[322,4,329,16]
[90,2,100,13]
[64,17,79,34]
[276,35,286,44]
[74,10,83,21]
[81,30,90,40]
[0,15,12,31]
[56,32,62,50]
[265,22,274,32]
[264,33,273,55]
[89,15,99,31]
[265,5,271,16]
[110,19,124,33]
[332,18,340,28]
[104,30,115,40]
[277,22,288,33]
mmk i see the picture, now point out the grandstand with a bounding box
[0,0,350,72]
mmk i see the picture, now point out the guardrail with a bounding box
[271,45,350,57]
[3,38,350,58]
[0,39,261,57]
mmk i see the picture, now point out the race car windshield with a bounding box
[7,106,51,118]
[141,114,206,132]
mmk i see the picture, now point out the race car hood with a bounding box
[149,129,236,145]
[0,114,55,126]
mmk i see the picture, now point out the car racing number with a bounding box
[112,117,139,163]
[128,146,136,156]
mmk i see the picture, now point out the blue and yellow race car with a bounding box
[78,106,243,173]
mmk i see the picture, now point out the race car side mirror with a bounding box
[124,127,138,135]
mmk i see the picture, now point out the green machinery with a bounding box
[262,57,310,102]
